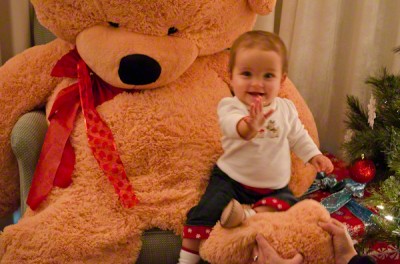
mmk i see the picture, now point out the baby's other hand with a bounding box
[310,154,334,174]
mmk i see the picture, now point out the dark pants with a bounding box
[186,165,298,227]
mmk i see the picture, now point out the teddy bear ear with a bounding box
[247,0,277,15]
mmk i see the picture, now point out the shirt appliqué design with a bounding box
[256,128,266,138]
[266,120,279,138]
[256,120,279,138]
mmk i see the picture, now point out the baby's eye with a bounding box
[241,71,251,77]
[264,73,274,78]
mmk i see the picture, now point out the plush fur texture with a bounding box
[201,200,334,264]
[0,0,327,262]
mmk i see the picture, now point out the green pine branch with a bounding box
[384,127,400,173]
[342,129,385,163]
[343,63,400,248]
[344,95,370,131]
[343,69,400,164]
[362,176,400,247]
[367,69,400,127]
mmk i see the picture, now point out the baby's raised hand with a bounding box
[244,97,274,132]
[310,154,334,174]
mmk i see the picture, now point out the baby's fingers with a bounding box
[257,97,263,113]
[264,109,274,119]
[313,160,322,172]
[252,98,261,115]
[320,159,334,173]
[250,103,256,117]
[326,161,334,174]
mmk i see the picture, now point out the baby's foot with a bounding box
[220,199,256,228]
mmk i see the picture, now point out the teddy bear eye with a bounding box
[167,27,178,35]
[108,21,120,28]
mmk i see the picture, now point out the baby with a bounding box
[178,30,333,264]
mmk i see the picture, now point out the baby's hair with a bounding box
[229,30,288,74]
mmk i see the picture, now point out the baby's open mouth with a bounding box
[248,92,264,97]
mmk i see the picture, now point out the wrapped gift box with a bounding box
[306,190,399,264]
[303,153,399,264]
[307,191,366,239]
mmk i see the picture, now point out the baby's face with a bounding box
[231,48,286,106]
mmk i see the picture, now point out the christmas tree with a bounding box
[342,47,400,248]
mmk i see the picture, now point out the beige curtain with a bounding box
[256,0,400,158]
[0,0,30,65]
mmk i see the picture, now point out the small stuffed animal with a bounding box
[200,199,334,264]
[0,0,327,262]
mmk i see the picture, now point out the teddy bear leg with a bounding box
[0,199,144,263]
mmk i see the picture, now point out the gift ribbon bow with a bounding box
[321,178,366,214]
[27,49,138,210]
[319,177,375,231]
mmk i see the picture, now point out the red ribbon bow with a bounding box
[27,49,138,209]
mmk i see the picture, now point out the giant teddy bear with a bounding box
[0,0,333,263]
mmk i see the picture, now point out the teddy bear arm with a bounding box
[0,38,72,216]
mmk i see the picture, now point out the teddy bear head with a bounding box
[31,0,276,89]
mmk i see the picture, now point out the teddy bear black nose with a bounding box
[118,54,161,85]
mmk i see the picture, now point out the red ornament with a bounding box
[349,158,376,183]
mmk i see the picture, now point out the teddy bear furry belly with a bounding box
[0,61,229,263]
[200,199,334,264]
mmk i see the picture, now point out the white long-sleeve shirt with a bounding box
[216,96,321,189]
